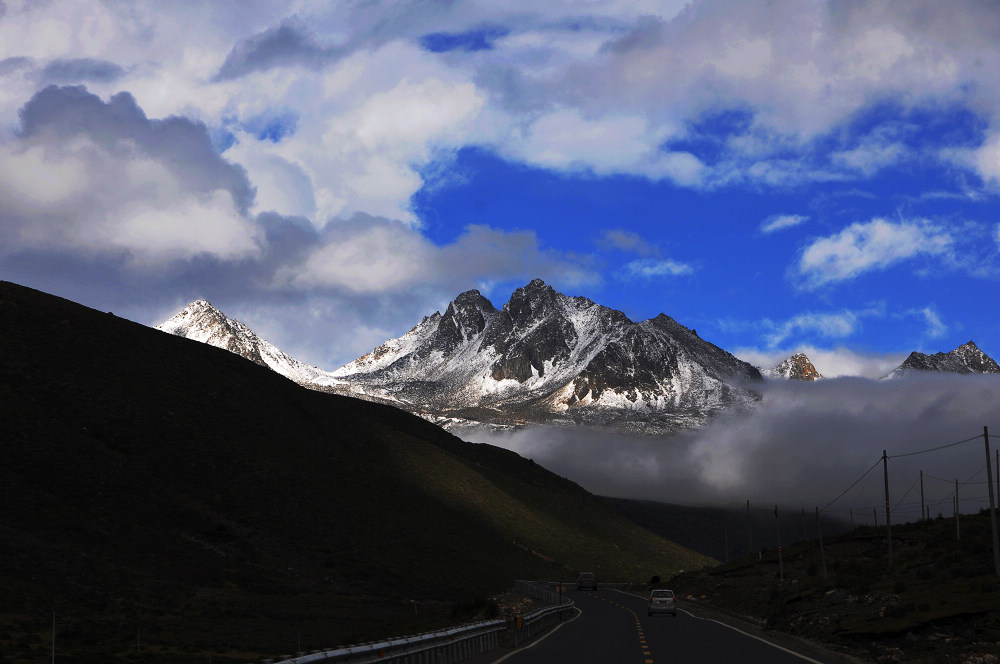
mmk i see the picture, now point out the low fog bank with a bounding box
[466,374,1000,522]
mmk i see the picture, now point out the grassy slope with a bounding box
[0,281,713,664]
[670,514,1000,663]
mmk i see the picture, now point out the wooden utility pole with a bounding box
[920,470,925,523]
[816,507,827,579]
[984,426,1000,576]
[775,506,784,581]
[883,450,893,566]
[955,479,961,542]
[747,500,752,559]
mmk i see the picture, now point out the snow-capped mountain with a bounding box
[763,352,823,381]
[156,282,762,433]
[155,300,345,389]
[331,279,763,433]
[883,341,1000,379]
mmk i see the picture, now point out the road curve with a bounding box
[490,588,832,664]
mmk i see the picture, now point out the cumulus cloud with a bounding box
[795,218,954,288]
[0,86,261,267]
[279,215,598,294]
[1,0,995,225]
[468,374,1000,515]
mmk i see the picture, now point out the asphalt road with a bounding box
[491,588,831,664]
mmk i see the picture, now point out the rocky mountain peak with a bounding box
[766,352,823,381]
[433,290,497,353]
[328,279,763,433]
[157,300,266,366]
[885,341,1000,378]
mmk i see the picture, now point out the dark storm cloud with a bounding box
[467,374,1000,519]
[42,58,127,84]
[17,85,255,214]
[214,23,338,81]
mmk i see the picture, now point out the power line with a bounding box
[820,457,882,514]
[889,434,983,459]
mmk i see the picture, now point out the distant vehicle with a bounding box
[648,589,677,616]
[576,572,597,591]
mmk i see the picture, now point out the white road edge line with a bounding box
[608,588,825,664]
[488,606,583,664]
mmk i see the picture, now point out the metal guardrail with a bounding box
[264,582,575,664]
[267,619,506,664]
[510,581,576,647]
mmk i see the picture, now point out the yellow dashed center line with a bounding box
[595,595,656,662]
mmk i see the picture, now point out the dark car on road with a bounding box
[648,589,677,616]
[576,572,597,591]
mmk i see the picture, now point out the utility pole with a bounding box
[955,479,961,542]
[883,450,893,566]
[816,507,827,579]
[801,508,807,542]
[920,470,925,523]
[984,426,1000,577]
[775,506,784,581]
[747,500,752,560]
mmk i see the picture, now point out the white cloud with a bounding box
[905,306,948,340]
[279,217,598,295]
[971,133,1000,185]
[761,308,879,347]
[620,257,693,280]
[0,135,261,267]
[761,213,808,234]
[283,222,434,293]
[734,345,907,379]
[795,218,953,288]
[3,0,998,225]
[500,107,704,185]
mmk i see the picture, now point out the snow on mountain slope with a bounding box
[333,280,763,432]
[763,353,823,380]
[155,281,764,433]
[155,300,347,389]
[883,341,1000,379]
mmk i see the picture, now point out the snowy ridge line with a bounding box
[155,282,1000,435]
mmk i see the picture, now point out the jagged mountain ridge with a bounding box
[330,279,763,433]
[157,281,763,434]
[764,352,823,381]
[884,341,1000,379]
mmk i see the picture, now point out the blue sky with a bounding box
[2,1,1000,378]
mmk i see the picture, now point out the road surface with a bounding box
[493,588,831,664]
